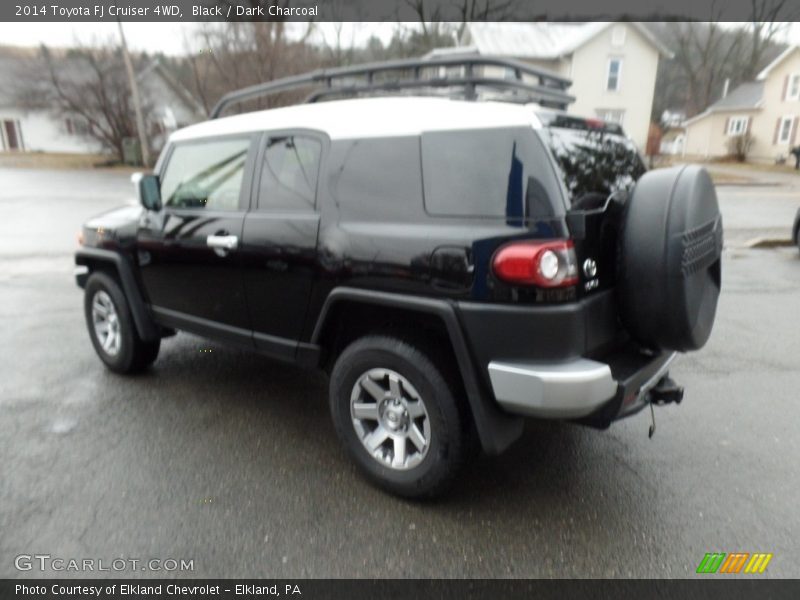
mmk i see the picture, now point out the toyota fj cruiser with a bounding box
[75,57,722,497]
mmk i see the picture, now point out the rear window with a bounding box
[421,127,566,220]
[541,126,646,202]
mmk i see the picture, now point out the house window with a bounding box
[788,74,800,101]
[65,117,90,136]
[778,115,794,144]
[596,109,625,125]
[611,25,626,47]
[607,58,622,91]
[727,116,749,136]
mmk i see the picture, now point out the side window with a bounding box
[421,127,566,219]
[160,137,251,210]
[258,135,322,211]
[330,137,423,220]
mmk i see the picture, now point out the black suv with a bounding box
[75,58,722,497]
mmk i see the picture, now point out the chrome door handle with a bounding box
[206,234,238,256]
[206,234,238,250]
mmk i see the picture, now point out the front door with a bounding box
[137,134,258,345]
[2,120,21,150]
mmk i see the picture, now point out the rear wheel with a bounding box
[84,272,160,374]
[329,335,469,498]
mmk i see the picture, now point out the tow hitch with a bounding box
[650,376,684,406]
[647,376,685,438]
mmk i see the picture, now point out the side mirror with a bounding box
[133,172,161,211]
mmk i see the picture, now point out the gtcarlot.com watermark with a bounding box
[15,554,194,573]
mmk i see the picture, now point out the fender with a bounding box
[75,248,161,342]
[311,287,524,455]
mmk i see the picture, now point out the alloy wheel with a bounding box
[350,368,431,470]
[91,290,122,357]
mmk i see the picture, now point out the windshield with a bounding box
[540,127,646,203]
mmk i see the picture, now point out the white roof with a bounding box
[169,97,543,143]
[756,45,799,80]
[462,22,673,60]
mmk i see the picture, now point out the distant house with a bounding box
[434,22,673,149]
[683,45,800,162]
[659,128,686,155]
[0,45,204,155]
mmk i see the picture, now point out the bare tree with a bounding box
[455,0,518,36]
[649,12,791,120]
[742,0,797,80]
[182,22,320,117]
[400,1,455,53]
[402,0,519,47]
[666,20,745,116]
[13,43,153,161]
[316,2,360,66]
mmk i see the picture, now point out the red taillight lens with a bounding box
[492,239,579,287]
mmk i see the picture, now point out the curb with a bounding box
[742,237,795,249]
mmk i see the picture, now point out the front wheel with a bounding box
[329,335,469,498]
[84,272,160,374]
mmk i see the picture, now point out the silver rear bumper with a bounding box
[488,353,677,419]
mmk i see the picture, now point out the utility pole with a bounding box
[117,20,150,167]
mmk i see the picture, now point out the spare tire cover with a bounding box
[618,165,722,352]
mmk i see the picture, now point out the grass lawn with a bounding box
[0,151,139,171]
[705,169,757,185]
[714,160,800,176]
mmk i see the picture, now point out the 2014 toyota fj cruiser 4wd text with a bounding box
[75,57,722,498]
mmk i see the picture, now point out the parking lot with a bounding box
[1,166,799,578]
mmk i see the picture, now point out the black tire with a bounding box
[84,272,160,374]
[329,335,469,499]
[618,165,723,352]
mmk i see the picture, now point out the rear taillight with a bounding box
[492,239,579,287]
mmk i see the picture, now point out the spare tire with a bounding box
[618,165,722,352]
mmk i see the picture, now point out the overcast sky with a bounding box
[0,22,398,55]
[0,22,798,56]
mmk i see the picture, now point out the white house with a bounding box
[0,45,203,155]
[441,22,673,149]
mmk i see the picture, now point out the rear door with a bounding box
[239,131,324,360]
[137,134,258,344]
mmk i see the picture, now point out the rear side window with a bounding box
[331,137,423,220]
[258,135,322,211]
[421,127,565,220]
[161,137,251,210]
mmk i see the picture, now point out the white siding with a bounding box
[0,108,101,153]
[566,23,660,149]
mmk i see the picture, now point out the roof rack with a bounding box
[209,55,574,119]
